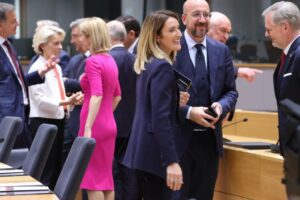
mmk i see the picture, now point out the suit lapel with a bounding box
[0,46,20,80]
[179,37,198,94]
[275,37,300,98]
[206,38,218,98]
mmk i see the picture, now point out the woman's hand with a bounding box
[69,92,84,105]
[38,55,59,78]
[179,91,190,107]
[166,162,183,191]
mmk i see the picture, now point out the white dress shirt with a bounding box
[28,55,65,119]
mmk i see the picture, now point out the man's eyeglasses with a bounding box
[189,12,211,19]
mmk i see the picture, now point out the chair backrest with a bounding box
[22,123,57,180]
[0,116,22,162]
[54,137,96,200]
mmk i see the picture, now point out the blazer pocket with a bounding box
[283,72,292,77]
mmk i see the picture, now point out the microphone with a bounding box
[222,118,248,129]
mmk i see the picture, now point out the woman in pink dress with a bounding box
[78,17,121,200]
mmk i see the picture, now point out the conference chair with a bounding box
[54,137,96,200]
[0,116,22,163]
[279,99,300,198]
[22,124,57,180]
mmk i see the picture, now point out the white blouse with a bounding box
[28,55,66,119]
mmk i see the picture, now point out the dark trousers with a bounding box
[114,137,141,200]
[29,117,65,190]
[134,170,173,200]
[173,131,219,200]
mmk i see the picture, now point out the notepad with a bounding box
[224,141,272,149]
[174,69,192,91]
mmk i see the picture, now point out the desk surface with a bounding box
[0,163,59,200]
[214,135,286,200]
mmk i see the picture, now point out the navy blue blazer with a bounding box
[63,53,87,138]
[174,36,238,156]
[110,46,136,138]
[63,53,86,93]
[122,58,181,179]
[274,37,300,154]
[0,45,43,133]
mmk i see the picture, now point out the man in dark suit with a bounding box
[62,18,89,161]
[262,1,300,157]
[116,15,140,54]
[107,20,137,200]
[208,12,263,83]
[0,2,55,148]
[173,0,238,199]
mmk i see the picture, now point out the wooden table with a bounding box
[214,135,286,200]
[0,163,59,200]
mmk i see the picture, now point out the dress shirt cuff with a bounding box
[186,106,192,119]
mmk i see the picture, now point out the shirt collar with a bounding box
[184,30,207,50]
[0,36,6,45]
[110,43,124,50]
[283,34,300,55]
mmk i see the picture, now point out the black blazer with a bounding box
[110,46,137,138]
[273,36,300,154]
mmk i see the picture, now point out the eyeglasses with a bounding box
[189,11,211,19]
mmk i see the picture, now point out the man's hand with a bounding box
[68,92,84,105]
[166,163,183,191]
[190,107,216,129]
[237,67,263,83]
[179,91,190,107]
[38,55,59,78]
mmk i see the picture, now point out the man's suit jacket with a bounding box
[109,46,136,138]
[174,36,238,156]
[63,53,86,93]
[122,58,181,179]
[273,37,300,154]
[0,45,43,135]
[63,53,86,138]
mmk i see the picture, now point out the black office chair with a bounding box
[0,116,22,163]
[54,137,96,200]
[22,124,57,180]
[279,99,300,198]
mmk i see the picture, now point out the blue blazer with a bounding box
[0,45,43,132]
[174,36,238,156]
[63,53,87,138]
[63,53,86,93]
[110,46,136,138]
[122,58,181,179]
[274,37,300,153]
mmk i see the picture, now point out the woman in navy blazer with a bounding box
[122,10,184,199]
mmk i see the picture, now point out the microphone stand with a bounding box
[222,118,248,142]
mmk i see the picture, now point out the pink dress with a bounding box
[79,54,121,190]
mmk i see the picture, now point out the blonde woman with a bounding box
[78,17,121,200]
[29,25,81,189]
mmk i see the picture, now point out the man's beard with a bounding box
[191,23,208,38]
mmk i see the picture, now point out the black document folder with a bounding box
[224,141,272,150]
[174,69,192,91]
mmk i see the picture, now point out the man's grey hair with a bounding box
[262,1,300,31]
[0,2,14,22]
[107,20,127,42]
[69,18,86,29]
